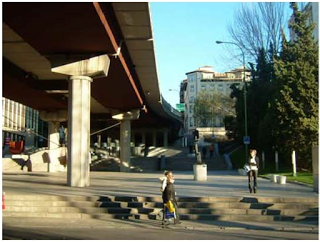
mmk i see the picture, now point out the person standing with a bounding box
[59,125,66,146]
[209,144,214,158]
[162,171,181,225]
[246,149,259,193]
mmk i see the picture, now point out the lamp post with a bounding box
[216,40,249,165]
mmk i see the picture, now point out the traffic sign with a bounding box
[243,136,250,145]
[176,103,184,112]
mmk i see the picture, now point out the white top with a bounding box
[249,157,258,170]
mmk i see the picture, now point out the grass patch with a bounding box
[230,147,313,185]
[259,172,313,185]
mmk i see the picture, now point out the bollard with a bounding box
[193,164,207,181]
[292,150,297,177]
[277,175,286,185]
[262,151,265,169]
[270,174,278,183]
[275,151,279,172]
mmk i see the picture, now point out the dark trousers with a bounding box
[248,170,258,191]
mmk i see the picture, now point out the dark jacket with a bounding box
[162,183,176,204]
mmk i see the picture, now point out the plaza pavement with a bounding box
[2,170,317,198]
[2,170,319,233]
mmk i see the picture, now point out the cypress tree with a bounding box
[272,2,318,168]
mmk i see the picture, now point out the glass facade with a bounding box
[2,97,46,148]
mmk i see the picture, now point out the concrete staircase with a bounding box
[3,195,318,222]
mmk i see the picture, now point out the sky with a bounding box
[149,2,292,108]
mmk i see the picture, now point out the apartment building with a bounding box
[181,66,249,136]
[290,2,319,41]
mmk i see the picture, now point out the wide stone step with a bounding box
[2,211,83,219]
[121,201,318,210]
[5,198,318,211]
[5,199,318,211]
[4,205,317,217]
[5,195,318,204]
[5,200,104,207]
[5,195,113,202]
[83,213,319,222]
[178,214,319,222]
[5,206,102,213]
[4,206,156,214]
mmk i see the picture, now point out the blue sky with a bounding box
[150,2,244,107]
[150,2,292,107]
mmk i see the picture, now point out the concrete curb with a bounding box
[4,224,318,232]
[3,218,318,232]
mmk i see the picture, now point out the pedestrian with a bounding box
[59,125,66,146]
[162,171,181,225]
[201,145,207,159]
[159,170,168,193]
[209,144,214,158]
[246,149,259,193]
[157,170,169,221]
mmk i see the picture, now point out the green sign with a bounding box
[176,103,184,112]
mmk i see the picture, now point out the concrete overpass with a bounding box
[2,2,182,187]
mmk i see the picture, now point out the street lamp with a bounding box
[216,40,249,165]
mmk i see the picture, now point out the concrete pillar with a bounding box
[131,131,136,146]
[112,110,140,172]
[97,135,101,148]
[48,122,60,150]
[67,75,92,187]
[51,54,110,187]
[142,131,146,146]
[152,130,157,147]
[120,120,131,172]
[163,129,168,147]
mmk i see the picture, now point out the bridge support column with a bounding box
[152,130,157,147]
[48,122,60,150]
[51,54,110,187]
[113,110,140,172]
[142,131,146,146]
[131,131,136,146]
[67,75,92,187]
[163,129,168,147]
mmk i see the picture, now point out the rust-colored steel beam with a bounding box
[93,2,146,112]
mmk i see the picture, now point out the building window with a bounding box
[218,84,223,91]
[190,117,193,127]
[190,85,194,92]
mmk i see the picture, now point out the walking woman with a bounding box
[162,171,181,225]
[247,149,259,193]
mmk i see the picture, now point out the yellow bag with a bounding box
[165,200,175,213]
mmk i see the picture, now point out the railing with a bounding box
[161,95,183,122]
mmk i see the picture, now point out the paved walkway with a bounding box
[2,170,317,198]
[2,170,319,233]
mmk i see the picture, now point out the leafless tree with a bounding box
[228,2,287,62]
